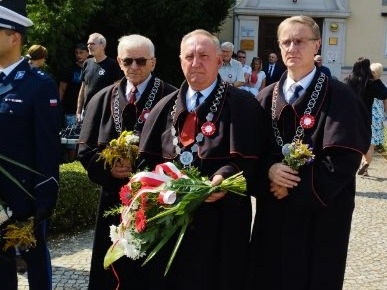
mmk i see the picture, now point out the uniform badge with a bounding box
[49,99,58,107]
[14,71,26,80]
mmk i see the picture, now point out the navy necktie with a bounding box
[289,84,303,104]
[195,91,202,108]
[268,65,273,77]
[0,72,5,84]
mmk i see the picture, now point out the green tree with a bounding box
[85,0,235,85]
[26,0,102,79]
[26,0,234,85]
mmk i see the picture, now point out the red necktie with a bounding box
[179,92,203,147]
[128,86,137,104]
[180,112,197,147]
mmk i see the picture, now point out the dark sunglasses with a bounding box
[121,57,152,67]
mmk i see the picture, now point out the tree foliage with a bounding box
[85,0,235,85]
[26,0,102,78]
[26,0,235,85]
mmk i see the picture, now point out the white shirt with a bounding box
[283,67,316,103]
[125,74,152,102]
[218,58,245,84]
[186,80,217,112]
[1,57,25,77]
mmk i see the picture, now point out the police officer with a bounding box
[0,1,60,289]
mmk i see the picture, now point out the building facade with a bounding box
[217,0,387,81]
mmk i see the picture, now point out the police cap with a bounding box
[0,0,33,34]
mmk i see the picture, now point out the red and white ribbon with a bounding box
[121,162,187,220]
[158,190,177,205]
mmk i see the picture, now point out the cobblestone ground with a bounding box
[17,229,93,290]
[343,154,387,290]
[17,154,387,289]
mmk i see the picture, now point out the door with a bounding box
[258,16,323,63]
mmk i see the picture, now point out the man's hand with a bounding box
[76,113,83,123]
[110,159,132,179]
[270,182,289,200]
[268,162,300,188]
[205,174,226,202]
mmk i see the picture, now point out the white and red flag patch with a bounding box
[49,99,58,107]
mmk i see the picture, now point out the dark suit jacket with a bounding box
[263,62,286,85]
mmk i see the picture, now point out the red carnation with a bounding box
[135,208,146,232]
[119,185,132,206]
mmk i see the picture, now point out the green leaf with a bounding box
[103,244,125,269]
[164,219,189,276]
[0,165,34,199]
[141,222,181,267]
[0,154,43,176]
[0,153,47,200]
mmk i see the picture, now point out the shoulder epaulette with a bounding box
[30,67,52,80]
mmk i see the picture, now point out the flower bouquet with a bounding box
[104,162,247,275]
[281,140,315,170]
[0,206,36,252]
[0,154,39,251]
[98,130,139,169]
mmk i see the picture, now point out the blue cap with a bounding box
[0,0,33,34]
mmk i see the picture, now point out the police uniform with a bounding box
[0,1,61,289]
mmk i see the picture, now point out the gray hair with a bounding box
[89,32,106,46]
[117,34,155,57]
[180,29,221,54]
[221,41,234,51]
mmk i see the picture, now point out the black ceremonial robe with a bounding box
[247,70,371,290]
[78,75,176,290]
[134,76,266,290]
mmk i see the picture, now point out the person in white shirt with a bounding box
[236,49,252,84]
[218,42,245,87]
[240,56,266,97]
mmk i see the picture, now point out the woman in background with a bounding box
[26,44,48,69]
[359,62,387,175]
[240,57,266,97]
[344,58,387,176]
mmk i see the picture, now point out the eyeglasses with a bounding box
[120,57,152,67]
[278,38,318,49]
[237,55,246,59]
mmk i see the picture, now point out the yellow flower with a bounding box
[98,131,139,168]
[2,217,36,251]
[282,140,315,170]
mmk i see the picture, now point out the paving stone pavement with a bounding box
[17,153,387,289]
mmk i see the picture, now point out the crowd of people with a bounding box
[1,1,386,290]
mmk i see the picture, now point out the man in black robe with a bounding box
[77,34,176,290]
[247,16,371,290]
[135,29,266,290]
